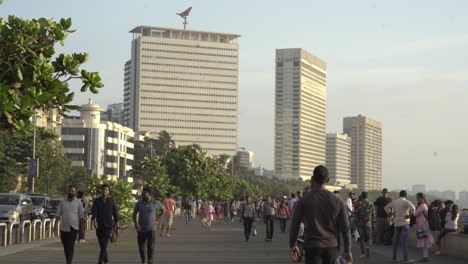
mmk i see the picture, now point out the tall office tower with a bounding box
[343,115,382,190]
[326,133,351,186]
[123,26,240,156]
[103,103,124,125]
[274,48,327,180]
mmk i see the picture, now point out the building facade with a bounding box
[123,26,240,156]
[326,133,351,186]
[236,147,254,168]
[343,115,382,190]
[411,184,427,194]
[61,101,135,182]
[103,103,124,125]
[274,48,327,180]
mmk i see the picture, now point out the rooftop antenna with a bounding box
[177,7,192,30]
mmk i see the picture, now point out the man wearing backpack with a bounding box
[354,192,374,259]
[240,195,256,242]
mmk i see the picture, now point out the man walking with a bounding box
[160,192,176,238]
[354,191,374,259]
[91,183,119,264]
[56,185,84,264]
[373,188,392,244]
[240,195,256,241]
[77,191,88,243]
[290,165,352,264]
[133,187,163,264]
[385,190,415,263]
[263,195,276,242]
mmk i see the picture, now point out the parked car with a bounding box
[43,198,62,218]
[0,193,33,223]
[26,193,49,219]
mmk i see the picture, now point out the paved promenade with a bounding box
[0,217,466,263]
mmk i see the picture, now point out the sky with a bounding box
[2,0,468,193]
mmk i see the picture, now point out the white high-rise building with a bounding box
[343,115,382,190]
[61,100,135,182]
[123,26,240,156]
[326,133,351,186]
[274,48,327,180]
[236,147,254,168]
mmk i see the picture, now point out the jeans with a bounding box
[357,223,372,254]
[436,228,456,244]
[137,230,156,264]
[392,224,409,260]
[78,217,86,240]
[60,228,78,264]
[185,209,191,224]
[278,218,287,232]
[243,217,254,241]
[265,215,275,240]
[96,227,112,263]
[304,247,338,264]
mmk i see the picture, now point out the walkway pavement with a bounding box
[0,217,466,263]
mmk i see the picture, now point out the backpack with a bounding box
[427,209,441,231]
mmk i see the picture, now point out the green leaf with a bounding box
[17,68,23,81]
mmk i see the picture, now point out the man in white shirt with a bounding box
[57,185,85,264]
[384,190,416,263]
[287,193,297,216]
[344,192,354,218]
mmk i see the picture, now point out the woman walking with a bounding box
[205,201,215,227]
[277,199,290,233]
[435,204,459,255]
[414,193,433,262]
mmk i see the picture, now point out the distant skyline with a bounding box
[2,0,468,191]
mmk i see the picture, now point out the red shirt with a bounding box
[163,198,176,215]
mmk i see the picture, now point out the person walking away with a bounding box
[289,165,352,264]
[133,188,163,264]
[434,204,459,255]
[160,193,176,237]
[181,198,191,224]
[354,192,374,259]
[384,190,415,263]
[414,193,433,262]
[200,201,207,227]
[77,190,88,243]
[263,195,276,241]
[277,199,290,233]
[223,200,230,224]
[288,193,297,216]
[57,185,84,264]
[216,201,223,223]
[241,195,256,241]
[373,188,392,244]
[191,199,197,220]
[91,183,119,264]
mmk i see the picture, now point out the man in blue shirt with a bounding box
[133,187,163,264]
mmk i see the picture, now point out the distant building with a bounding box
[103,103,124,125]
[274,48,327,180]
[343,115,382,191]
[428,190,456,201]
[61,100,135,184]
[412,184,427,194]
[459,191,468,208]
[236,148,254,168]
[123,25,240,156]
[326,133,351,186]
[33,109,63,137]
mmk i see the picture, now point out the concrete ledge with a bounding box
[408,228,468,260]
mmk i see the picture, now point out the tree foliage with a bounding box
[0,16,103,132]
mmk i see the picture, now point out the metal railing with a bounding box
[32,219,43,241]
[0,223,7,247]
[20,220,32,243]
[42,218,51,239]
[7,222,20,246]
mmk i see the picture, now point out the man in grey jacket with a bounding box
[241,195,256,241]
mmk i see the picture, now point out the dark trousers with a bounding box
[138,231,156,264]
[78,217,86,240]
[357,223,372,254]
[60,228,78,264]
[278,218,287,232]
[304,247,338,264]
[265,215,275,239]
[242,217,254,240]
[96,227,112,263]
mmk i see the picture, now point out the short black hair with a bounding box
[166,192,171,198]
[142,187,152,194]
[68,184,77,190]
[312,165,329,185]
[101,183,110,190]
[333,190,340,194]
[77,191,84,198]
[361,192,368,199]
[399,190,407,197]
[291,193,296,199]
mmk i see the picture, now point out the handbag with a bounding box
[416,229,427,239]
[252,223,257,236]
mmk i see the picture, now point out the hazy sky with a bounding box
[2,0,468,192]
